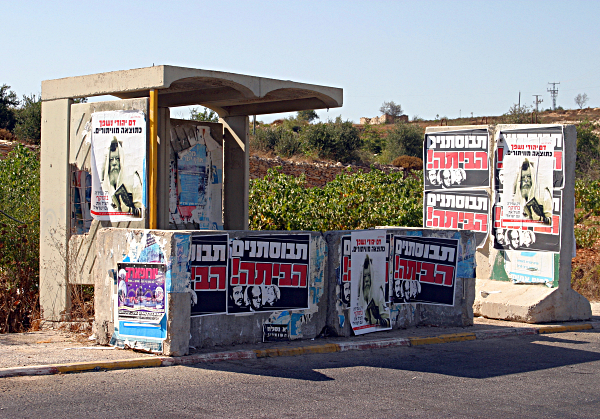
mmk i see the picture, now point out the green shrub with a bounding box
[14,94,41,144]
[0,144,40,332]
[381,122,424,163]
[299,117,362,163]
[575,178,600,217]
[249,168,423,231]
[576,119,600,179]
[361,123,385,154]
[575,227,600,249]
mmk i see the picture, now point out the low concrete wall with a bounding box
[93,228,475,356]
[325,229,476,336]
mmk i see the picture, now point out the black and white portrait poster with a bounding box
[90,110,146,221]
[424,190,490,248]
[424,129,490,190]
[189,234,228,316]
[495,126,564,191]
[495,131,555,230]
[227,234,310,314]
[349,231,391,335]
[493,190,562,252]
[391,236,458,306]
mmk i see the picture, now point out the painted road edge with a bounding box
[1,322,599,378]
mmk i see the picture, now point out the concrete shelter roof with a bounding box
[41,65,343,117]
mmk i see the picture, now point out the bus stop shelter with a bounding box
[40,65,343,321]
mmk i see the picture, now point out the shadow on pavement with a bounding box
[187,330,600,382]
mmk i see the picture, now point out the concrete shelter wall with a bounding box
[325,229,476,337]
[93,227,474,354]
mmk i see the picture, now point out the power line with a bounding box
[532,95,543,112]
[547,82,560,110]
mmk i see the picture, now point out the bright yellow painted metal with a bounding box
[149,89,158,229]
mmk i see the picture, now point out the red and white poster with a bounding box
[90,110,146,221]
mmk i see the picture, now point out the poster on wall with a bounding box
[169,125,223,230]
[340,234,391,307]
[494,130,556,229]
[227,234,310,314]
[424,190,490,248]
[495,127,564,191]
[339,236,352,307]
[391,236,458,306]
[424,129,490,190]
[349,230,391,335]
[493,190,561,252]
[189,234,229,316]
[504,250,556,286]
[90,110,146,221]
[116,263,166,324]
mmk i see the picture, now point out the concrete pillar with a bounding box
[40,99,72,321]
[221,116,249,230]
[474,124,591,323]
[157,107,170,230]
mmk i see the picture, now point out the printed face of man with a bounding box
[343,282,351,302]
[265,285,276,305]
[442,170,452,187]
[249,286,262,311]
[496,229,505,244]
[232,286,244,306]
[521,231,533,247]
[109,148,120,174]
[363,266,372,292]
[108,147,120,188]
[428,170,438,184]
[520,166,532,196]
[394,279,402,298]
[509,230,520,248]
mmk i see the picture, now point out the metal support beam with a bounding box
[149,90,158,229]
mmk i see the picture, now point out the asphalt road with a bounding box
[1,331,600,418]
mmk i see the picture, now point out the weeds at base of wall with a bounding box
[572,264,600,301]
[69,284,94,324]
[0,268,39,334]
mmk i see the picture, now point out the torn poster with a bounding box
[189,234,229,316]
[90,110,146,221]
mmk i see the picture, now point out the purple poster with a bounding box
[117,263,166,324]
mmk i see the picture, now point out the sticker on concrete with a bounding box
[189,234,229,316]
[263,324,290,342]
[228,234,310,314]
[391,236,458,306]
[349,230,391,335]
[424,128,490,190]
[90,110,146,221]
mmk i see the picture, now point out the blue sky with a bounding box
[3,0,600,123]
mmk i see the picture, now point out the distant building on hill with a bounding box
[360,114,409,125]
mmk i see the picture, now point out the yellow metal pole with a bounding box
[149,89,158,229]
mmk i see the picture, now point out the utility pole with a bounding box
[548,82,560,110]
[532,95,543,113]
[518,91,521,109]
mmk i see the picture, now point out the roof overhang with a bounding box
[42,65,343,117]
